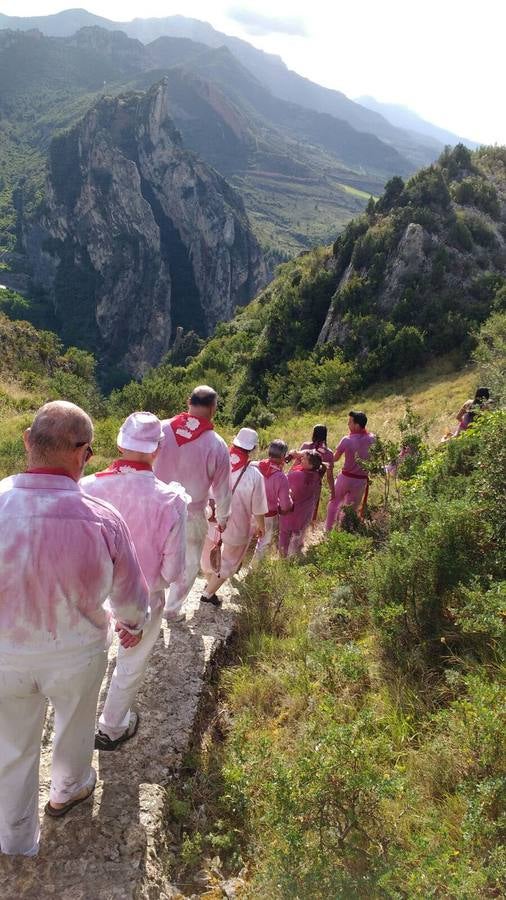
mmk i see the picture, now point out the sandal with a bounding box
[45,771,96,818]
[94,711,140,751]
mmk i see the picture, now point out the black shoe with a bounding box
[95,711,139,751]
[200,593,222,607]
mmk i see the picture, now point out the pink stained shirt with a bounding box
[280,467,322,533]
[0,472,149,665]
[335,432,376,476]
[253,460,292,516]
[300,442,334,469]
[154,418,232,526]
[81,464,190,605]
[220,465,268,547]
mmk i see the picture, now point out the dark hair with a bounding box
[349,410,368,429]
[190,385,218,407]
[312,424,327,445]
[269,439,288,459]
[474,387,490,401]
[303,449,326,477]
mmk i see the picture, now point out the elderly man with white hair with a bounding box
[200,427,268,606]
[82,411,190,751]
[0,401,149,857]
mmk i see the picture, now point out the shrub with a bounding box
[473,310,506,405]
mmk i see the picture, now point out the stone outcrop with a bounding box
[24,80,267,376]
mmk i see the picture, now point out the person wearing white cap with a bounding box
[81,412,190,750]
[154,386,232,619]
[200,428,268,606]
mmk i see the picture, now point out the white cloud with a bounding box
[226,7,307,37]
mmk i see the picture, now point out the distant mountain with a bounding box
[357,96,479,151]
[0,26,410,261]
[0,9,448,169]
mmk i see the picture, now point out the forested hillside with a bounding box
[109,145,506,423]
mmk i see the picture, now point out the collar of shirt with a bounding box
[95,459,154,477]
[17,471,80,490]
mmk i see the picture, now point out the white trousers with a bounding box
[99,604,164,740]
[0,651,107,857]
[164,511,208,615]
[253,515,277,560]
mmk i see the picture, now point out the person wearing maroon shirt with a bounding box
[300,424,335,518]
[326,411,376,529]
[252,439,293,559]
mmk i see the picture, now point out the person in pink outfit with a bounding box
[154,386,232,620]
[252,439,293,559]
[300,424,336,518]
[200,428,268,606]
[81,412,190,751]
[326,411,376,530]
[0,402,149,857]
[279,450,326,557]
[454,387,491,436]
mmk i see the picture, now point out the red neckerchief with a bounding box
[26,467,76,481]
[95,459,153,477]
[258,458,284,479]
[230,445,250,472]
[170,412,214,447]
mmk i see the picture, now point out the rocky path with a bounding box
[0,579,238,900]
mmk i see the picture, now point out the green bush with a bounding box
[369,412,506,667]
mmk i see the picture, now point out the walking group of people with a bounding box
[0,385,375,858]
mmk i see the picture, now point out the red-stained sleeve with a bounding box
[213,441,232,527]
[108,516,150,633]
[278,474,293,514]
[334,437,347,461]
[160,494,188,588]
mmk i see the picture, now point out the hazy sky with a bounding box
[2,0,505,145]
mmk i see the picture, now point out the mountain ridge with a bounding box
[0,8,459,168]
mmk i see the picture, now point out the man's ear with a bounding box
[23,428,31,452]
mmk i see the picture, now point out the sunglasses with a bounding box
[75,441,94,461]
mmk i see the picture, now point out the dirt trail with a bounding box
[0,579,237,900]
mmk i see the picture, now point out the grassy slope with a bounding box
[0,353,475,478]
[261,355,476,449]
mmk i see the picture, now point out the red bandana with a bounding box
[258,458,283,479]
[95,459,153,478]
[170,412,214,446]
[290,464,305,473]
[230,445,250,472]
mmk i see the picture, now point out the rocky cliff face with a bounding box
[318,149,506,351]
[24,80,267,377]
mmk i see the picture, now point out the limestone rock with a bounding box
[23,80,267,377]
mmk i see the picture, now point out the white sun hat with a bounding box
[117,412,164,453]
[233,427,258,451]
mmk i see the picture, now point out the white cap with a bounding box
[117,412,163,454]
[233,427,258,451]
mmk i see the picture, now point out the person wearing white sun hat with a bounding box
[200,427,268,607]
[81,411,190,751]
